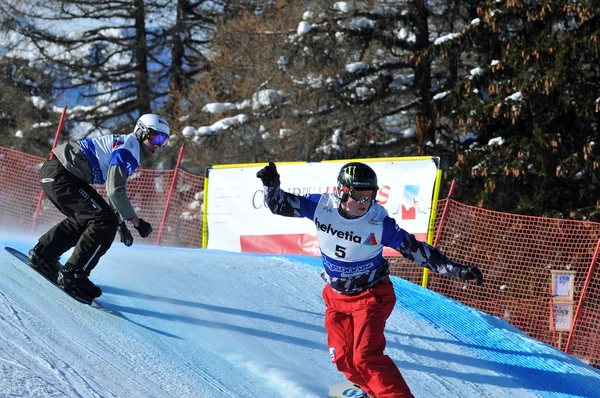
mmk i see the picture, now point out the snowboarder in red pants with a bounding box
[258,161,483,398]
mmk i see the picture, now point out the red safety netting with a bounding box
[1,145,599,367]
[389,199,600,367]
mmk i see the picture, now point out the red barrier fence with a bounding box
[1,145,598,367]
[388,200,600,367]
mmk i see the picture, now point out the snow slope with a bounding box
[1,232,599,398]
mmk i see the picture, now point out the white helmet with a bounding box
[134,114,170,143]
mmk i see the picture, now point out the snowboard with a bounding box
[4,246,118,314]
[328,381,367,398]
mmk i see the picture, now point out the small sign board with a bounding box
[551,300,574,332]
[551,270,576,301]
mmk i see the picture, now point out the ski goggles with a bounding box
[148,130,169,147]
[348,189,376,203]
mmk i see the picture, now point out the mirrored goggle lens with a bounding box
[149,131,169,147]
[349,190,374,203]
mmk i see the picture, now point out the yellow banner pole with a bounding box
[201,168,211,248]
[422,168,443,288]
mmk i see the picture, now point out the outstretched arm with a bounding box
[383,219,483,285]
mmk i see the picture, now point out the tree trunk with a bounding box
[413,0,435,153]
[134,0,151,114]
[168,0,186,117]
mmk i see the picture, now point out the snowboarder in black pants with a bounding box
[29,114,170,301]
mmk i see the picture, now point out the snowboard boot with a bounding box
[28,242,62,281]
[57,263,102,301]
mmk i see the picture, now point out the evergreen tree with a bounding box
[437,0,600,219]
[0,56,57,157]
[187,0,479,168]
[0,0,222,145]
[166,0,223,135]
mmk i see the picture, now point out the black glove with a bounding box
[135,218,153,238]
[118,222,134,247]
[256,162,280,187]
[459,265,483,286]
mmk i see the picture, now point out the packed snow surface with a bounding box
[1,232,599,397]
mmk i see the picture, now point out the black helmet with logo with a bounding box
[337,162,379,201]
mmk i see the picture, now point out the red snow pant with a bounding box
[323,277,414,398]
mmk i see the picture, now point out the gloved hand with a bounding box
[256,162,280,188]
[459,265,483,286]
[135,218,153,238]
[118,222,133,247]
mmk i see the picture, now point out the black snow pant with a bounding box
[37,158,118,275]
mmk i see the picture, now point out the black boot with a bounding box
[28,242,62,281]
[57,263,102,301]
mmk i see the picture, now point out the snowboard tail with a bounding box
[328,381,367,398]
[5,246,93,305]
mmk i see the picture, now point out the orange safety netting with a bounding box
[1,145,599,367]
[389,199,600,367]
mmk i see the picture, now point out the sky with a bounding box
[1,232,600,398]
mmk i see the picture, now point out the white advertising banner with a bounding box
[205,158,439,256]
